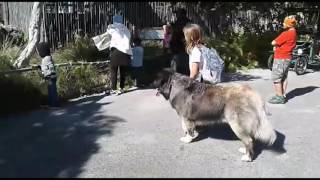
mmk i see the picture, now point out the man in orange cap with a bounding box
[269,15,297,104]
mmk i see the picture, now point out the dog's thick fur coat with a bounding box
[154,70,276,161]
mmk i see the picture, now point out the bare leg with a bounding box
[273,82,283,96]
[282,78,288,97]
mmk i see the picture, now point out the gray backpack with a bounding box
[200,46,224,84]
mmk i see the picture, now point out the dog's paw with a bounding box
[193,131,199,139]
[180,135,193,143]
[238,147,246,154]
[241,154,252,162]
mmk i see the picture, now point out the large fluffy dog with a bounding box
[153,70,276,162]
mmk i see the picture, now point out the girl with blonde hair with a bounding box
[183,24,205,81]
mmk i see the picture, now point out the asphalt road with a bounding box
[0,68,320,178]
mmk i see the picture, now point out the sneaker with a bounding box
[268,95,278,101]
[110,90,118,95]
[268,95,285,104]
[116,88,125,95]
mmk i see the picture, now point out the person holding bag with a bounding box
[92,14,132,95]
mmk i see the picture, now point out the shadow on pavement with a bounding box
[223,72,262,82]
[0,94,126,178]
[193,124,286,161]
[286,86,319,101]
[253,130,286,160]
[194,123,238,141]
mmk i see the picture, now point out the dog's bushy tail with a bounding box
[254,103,277,146]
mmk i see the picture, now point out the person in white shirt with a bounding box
[107,15,132,95]
[131,38,144,88]
[183,24,204,82]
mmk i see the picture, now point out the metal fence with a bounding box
[43,2,177,50]
[5,2,316,51]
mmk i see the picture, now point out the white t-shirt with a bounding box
[106,23,132,55]
[189,46,203,81]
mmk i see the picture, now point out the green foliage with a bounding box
[0,38,22,64]
[57,65,107,100]
[51,35,111,100]
[0,36,110,116]
[0,57,47,116]
[52,35,108,63]
[205,31,276,72]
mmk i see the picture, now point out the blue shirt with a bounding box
[131,46,143,67]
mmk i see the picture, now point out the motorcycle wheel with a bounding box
[267,54,274,71]
[294,56,308,75]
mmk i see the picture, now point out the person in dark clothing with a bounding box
[170,53,190,75]
[169,8,191,75]
[110,48,131,94]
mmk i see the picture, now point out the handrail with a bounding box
[0,60,110,75]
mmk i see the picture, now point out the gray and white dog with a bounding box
[153,70,276,162]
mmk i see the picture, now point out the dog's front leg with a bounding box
[181,117,188,134]
[180,118,198,143]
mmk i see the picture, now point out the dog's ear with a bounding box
[152,69,174,88]
[162,68,175,74]
[160,68,174,81]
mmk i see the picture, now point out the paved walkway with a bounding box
[0,69,320,178]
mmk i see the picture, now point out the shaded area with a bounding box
[223,72,262,82]
[194,124,286,161]
[117,2,166,28]
[253,130,286,160]
[286,86,319,101]
[195,123,238,141]
[139,53,173,86]
[0,94,125,178]
[0,72,47,118]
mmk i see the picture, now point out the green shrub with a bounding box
[51,36,111,99]
[205,31,277,72]
[0,35,111,116]
[0,57,47,116]
[52,35,109,63]
[206,35,247,72]
[57,65,107,100]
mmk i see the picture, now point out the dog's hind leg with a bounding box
[180,118,198,143]
[228,122,254,162]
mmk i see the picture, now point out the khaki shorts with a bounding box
[271,59,291,83]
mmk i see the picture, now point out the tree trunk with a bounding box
[13,2,43,68]
[3,2,10,25]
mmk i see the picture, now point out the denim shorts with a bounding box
[271,59,291,82]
